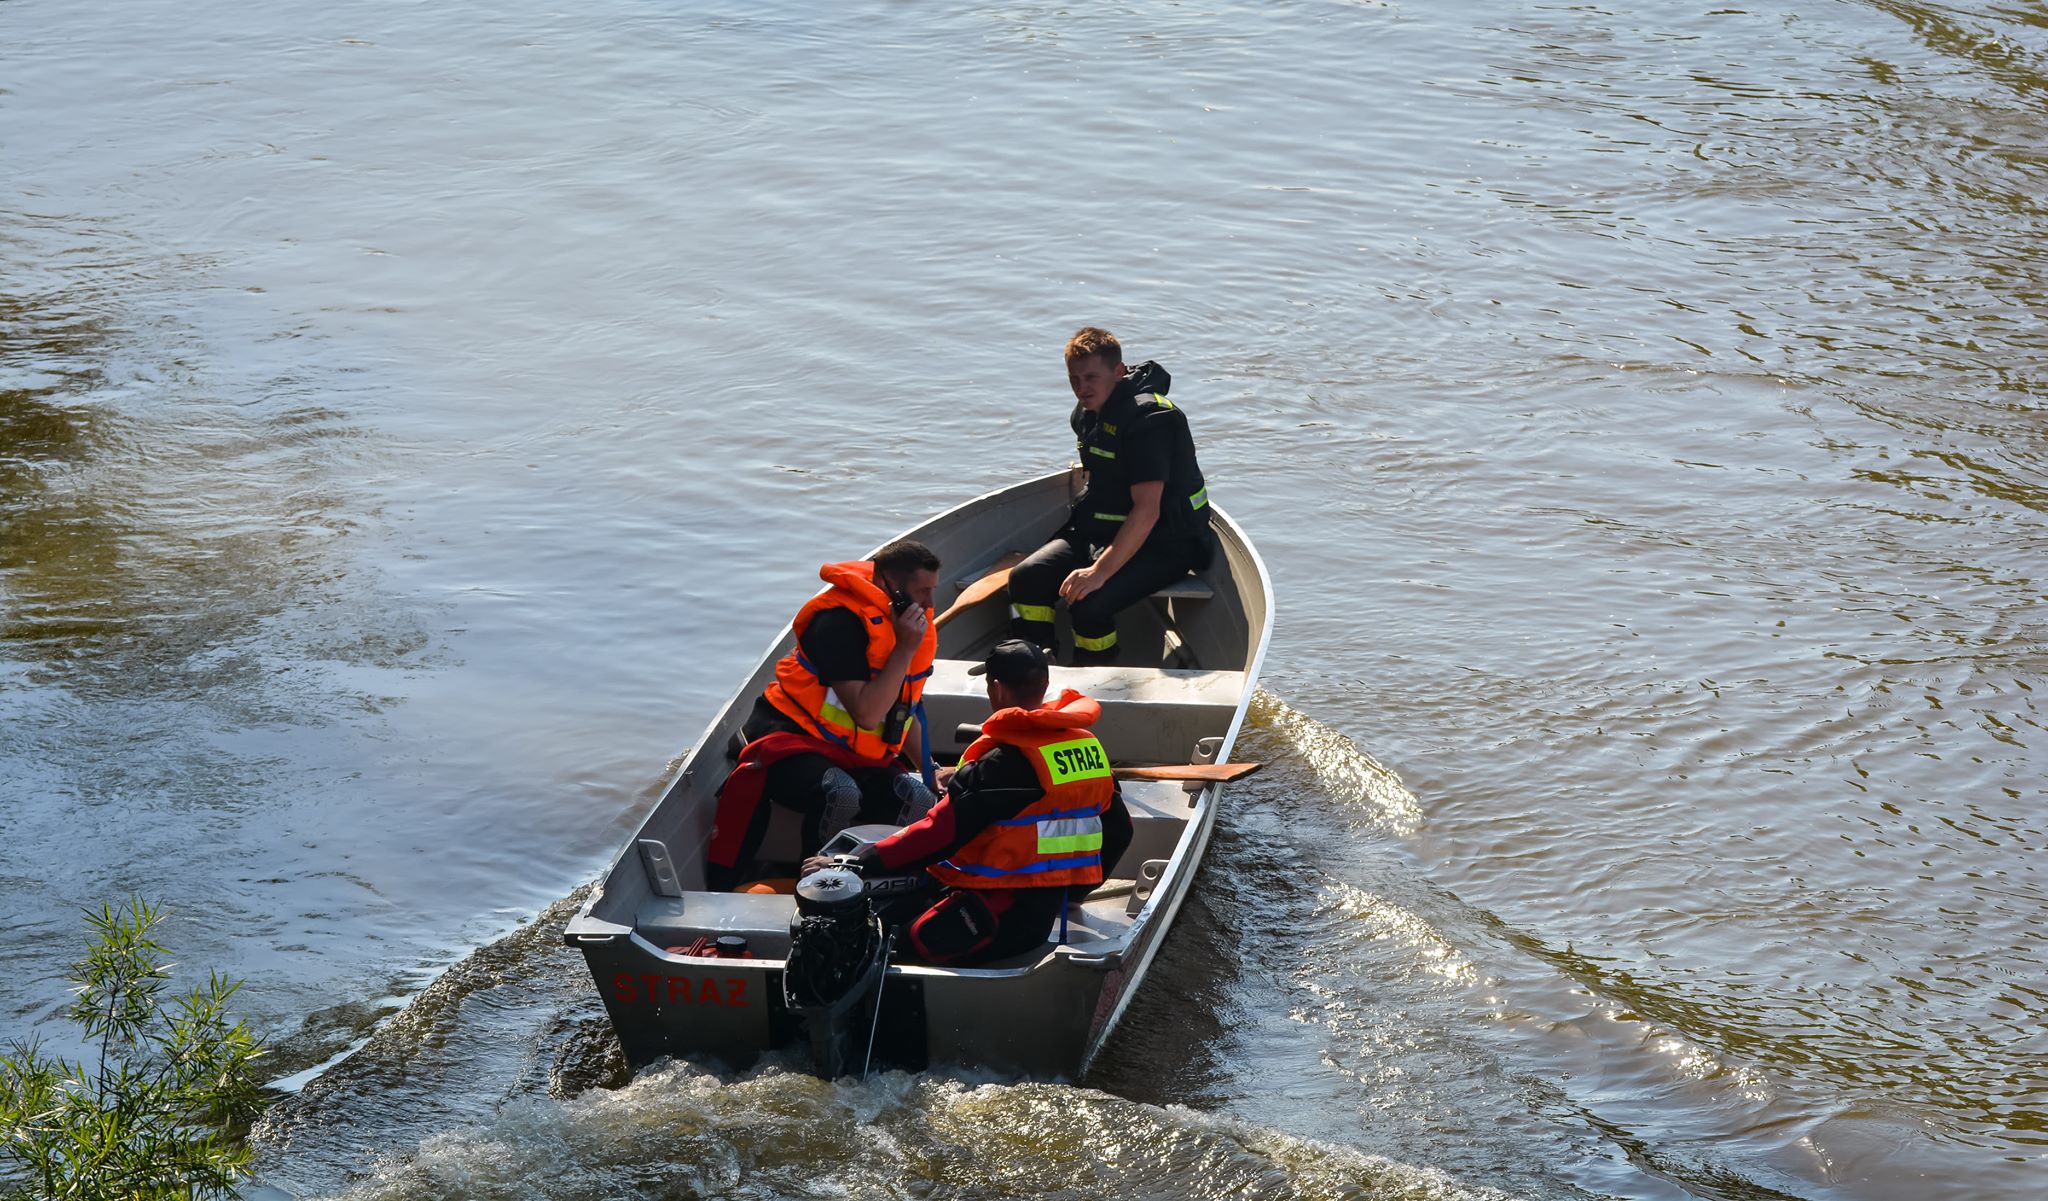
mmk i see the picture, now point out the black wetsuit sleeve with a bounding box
[1100,782,1133,877]
[861,745,1042,872]
[798,605,872,683]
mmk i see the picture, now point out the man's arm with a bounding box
[827,602,929,731]
[816,749,1039,875]
[1060,480,1162,602]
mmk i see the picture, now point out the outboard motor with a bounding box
[783,858,889,1078]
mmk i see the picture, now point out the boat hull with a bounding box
[566,469,1269,1078]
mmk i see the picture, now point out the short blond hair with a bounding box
[1063,326,1123,366]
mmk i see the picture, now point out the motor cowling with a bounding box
[784,863,883,1010]
[783,859,891,1077]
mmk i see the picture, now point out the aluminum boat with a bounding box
[564,467,1272,1078]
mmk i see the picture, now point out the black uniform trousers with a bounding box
[706,700,920,889]
[1007,527,1211,664]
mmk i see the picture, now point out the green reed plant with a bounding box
[0,897,270,1200]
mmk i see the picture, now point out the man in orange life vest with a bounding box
[803,639,1134,966]
[707,540,944,890]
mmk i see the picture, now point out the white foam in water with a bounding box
[318,1059,1522,1201]
[1247,690,1424,837]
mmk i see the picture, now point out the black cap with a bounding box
[967,638,1050,684]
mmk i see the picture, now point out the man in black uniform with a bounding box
[1007,326,1213,664]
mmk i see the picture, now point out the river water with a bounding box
[3,0,2044,1197]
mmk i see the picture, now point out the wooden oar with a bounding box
[933,551,1028,629]
[1113,761,1262,783]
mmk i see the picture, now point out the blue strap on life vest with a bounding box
[915,699,936,793]
[992,805,1103,826]
[934,854,1102,879]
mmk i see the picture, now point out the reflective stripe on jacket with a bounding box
[763,560,937,762]
[930,689,1115,890]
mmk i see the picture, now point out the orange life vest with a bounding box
[930,689,1115,890]
[762,560,938,763]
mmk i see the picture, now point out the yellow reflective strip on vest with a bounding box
[1088,446,1116,459]
[1039,829,1103,848]
[1012,602,1057,624]
[1091,512,1126,523]
[1037,736,1112,785]
[1039,835,1103,854]
[820,691,881,736]
[1037,816,1104,855]
[1151,393,1173,408]
[1188,485,1208,511]
[1072,630,1117,652]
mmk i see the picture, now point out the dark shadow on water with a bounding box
[0,207,434,711]
[1084,882,1243,1107]
[1,258,116,615]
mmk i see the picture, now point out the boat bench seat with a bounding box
[922,660,1245,768]
[947,567,1213,603]
[636,893,793,959]
[1150,575,1214,601]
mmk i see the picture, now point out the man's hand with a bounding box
[1060,564,1107,602]
[802,852,867,879]
[935,764,958,792]
[892,601,929,646]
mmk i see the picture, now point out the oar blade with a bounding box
[933,551,1028,629]
[1111,761,1261,783]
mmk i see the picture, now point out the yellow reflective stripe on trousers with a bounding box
[1036,816,1104,855]
[1088,446,1116,459]
[1091,512,1126,523]
[1012,602,1056,623]
[1073,630,1117,652]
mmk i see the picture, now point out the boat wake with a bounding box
[283,1056,1519,1201]
[1247,688,1425,837]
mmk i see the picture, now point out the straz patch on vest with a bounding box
[1039,737,1112,784]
